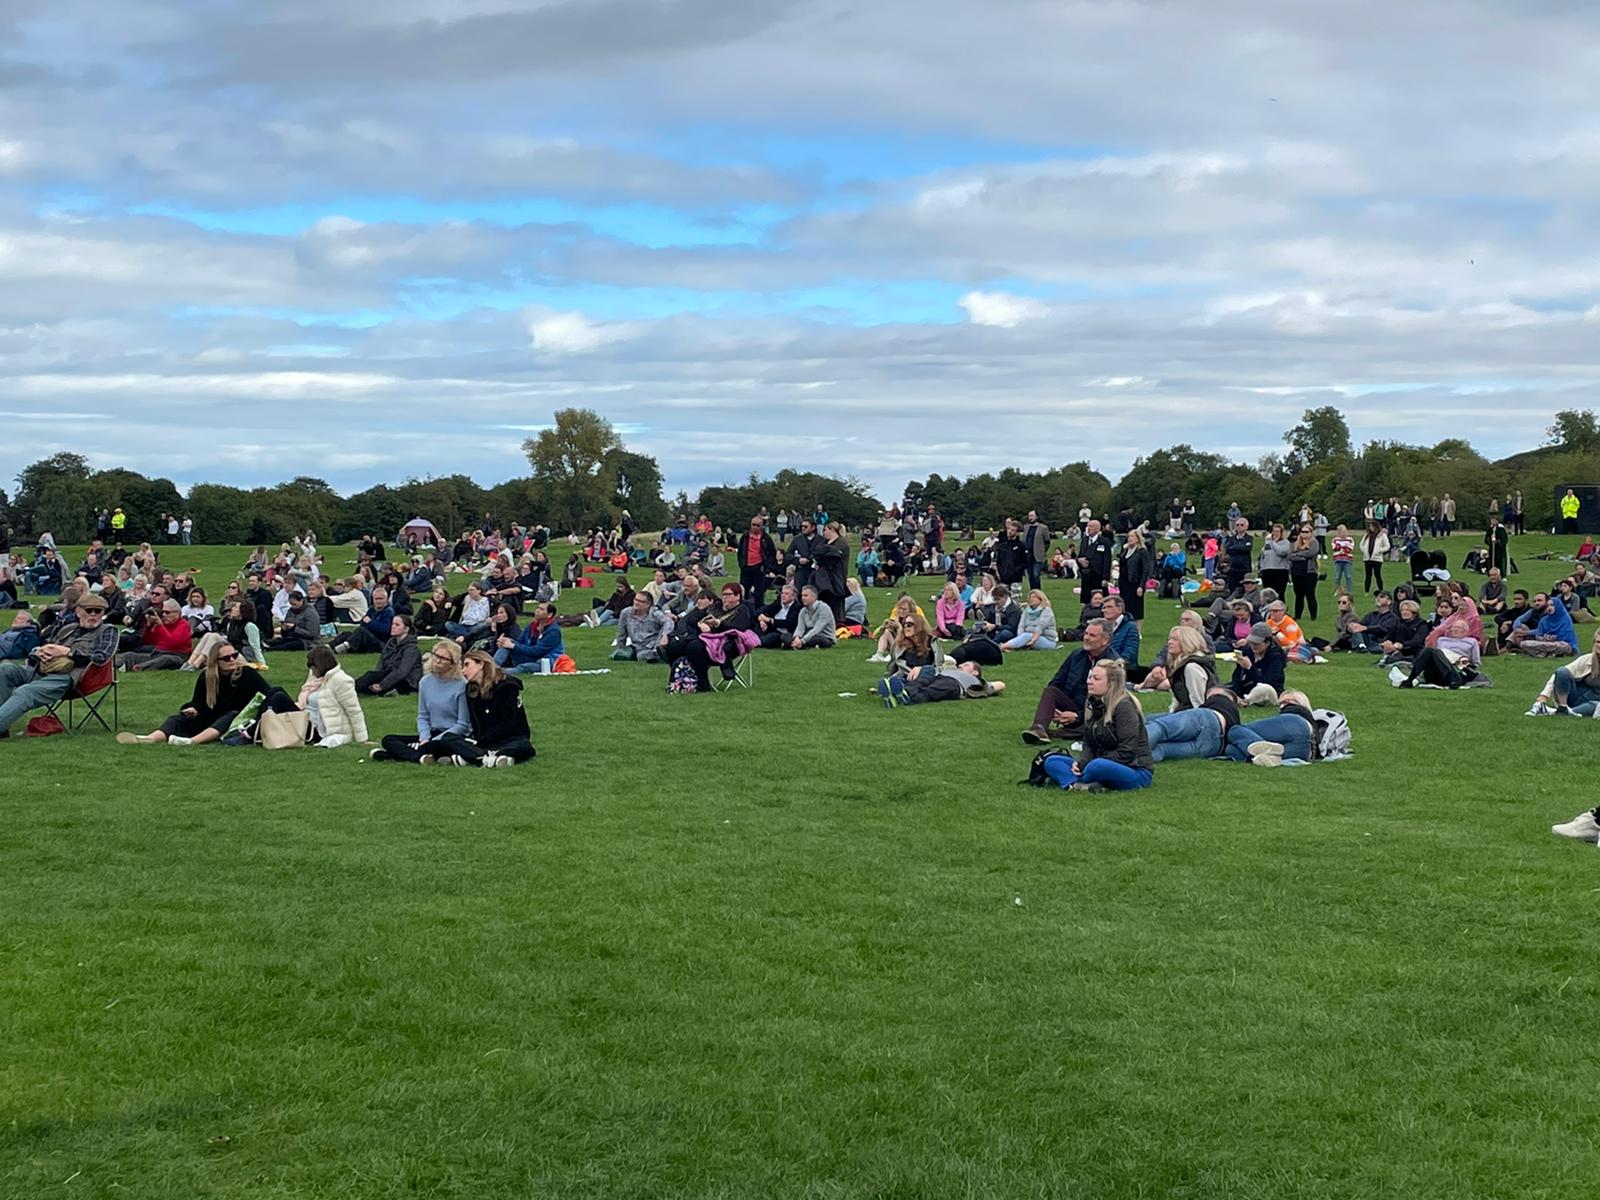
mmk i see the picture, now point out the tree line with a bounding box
[4,406,1598,545]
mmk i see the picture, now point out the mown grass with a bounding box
[3,537,1598,1198]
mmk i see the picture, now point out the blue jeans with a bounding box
[1333,560,1354,592]
[1043,754,1154,790]
[0,661,71,735]
[1145,709,1225,762]
[445,621,487,640]
[1004,633,1057,651]
[0,627,41,660]
[1553,667,1600,712]
[1225,715,1313,762]
[500,652,558,675]
[182,531,191,545]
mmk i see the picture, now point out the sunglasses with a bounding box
[217,652,240,663]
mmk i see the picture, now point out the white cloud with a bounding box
[958,291,1049,328]
[527,310,634,355]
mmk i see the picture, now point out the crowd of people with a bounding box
[1,498,1596,814]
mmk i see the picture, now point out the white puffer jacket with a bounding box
[312,667,368,743]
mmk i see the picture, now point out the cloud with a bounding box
[3,0,1600,505]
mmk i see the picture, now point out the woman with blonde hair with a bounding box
[1003,588,1057,651]
[934,581,966,639]
[1160,624,1218,711]
[1042,658,1154,791]
[1118,528,1154,633]
[370,638,471,764]
[118,640,291,746]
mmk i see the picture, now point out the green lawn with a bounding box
[4,537,1598,1198]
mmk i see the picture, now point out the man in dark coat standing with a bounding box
[738,514,780,610]
[1077,519,1113,603]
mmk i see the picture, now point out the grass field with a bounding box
[4,536,1598,1198]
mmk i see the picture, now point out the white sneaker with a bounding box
[1525,702,1552,716]
[1552,809,1600,843]
[1246,739,1285,767]
[419,754,437,765]
[483,754,514,768]
[866,653,890,663]
[449,754,469,766]
[167,736,193,747]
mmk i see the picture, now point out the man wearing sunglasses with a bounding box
[0,592,117,739]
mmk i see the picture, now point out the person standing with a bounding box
[812,522,849,624]
[1077,519,1113,603]
[1360,522,1390,593]
[1288,525,1320,621]
[180,514,193,546]
[738,514,779,611]
[1222,517,1254,594]
[1022,509,1051,591]
[1487,512,1512,577]
[1514,489,1525,535]
[1118,530,1154,635]
[1562,489,1581,536]
[1258,522,1292,600]
[1330,525,1355,595]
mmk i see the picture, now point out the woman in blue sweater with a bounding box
[370,640,472,763]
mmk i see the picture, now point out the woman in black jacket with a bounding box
[1118,530,1155,631]
[117,641,294,746]
[812,522,849,623]
[434,651,535,766]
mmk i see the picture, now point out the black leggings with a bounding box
[1290,574,1318,621]
[433,733,536,764]
[1363,562,1384,593]
[1260,569,1289,600]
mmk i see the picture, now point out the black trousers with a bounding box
[353,670,416,696]
[740,565,768,610]
[1260,569,1289,599]
[1290,574,1318,620]
[1405,647,1466,688]
[1363,562,1384,593]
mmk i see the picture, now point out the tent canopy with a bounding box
[396,517,443,547]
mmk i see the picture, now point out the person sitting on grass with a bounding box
[612,589,673,662]
[1229,623,1286,707]
[495,601,565,675]
[265,590,323,652]
[1139,624,1218,711]
[352,614,423,696]
[1372,598,1429,666]
[1101,594,1140,671]
[1003,589,1057,651]
[867,594,924,663]
[876,658,1006,706]
[934,582,966,640]
[330,586,394,655]
[117,599,195,672]
[429,650,537,767]
[1039,658,1154,792]
[0,592,117,739]
[116,640,296,748]
[789,584,838,650]
[887,611,943,677]
[1223,689,1318,767]
[756,582,802,649]
[1391,614,1486,689]
[1021,617,1112,745]
[1142,686,1242,762]
[183,600,266,670]
[444,582,491,644]
[1262,598,1316,664]
[370,641,472,763]
[582,577,635,627]
[0,610,41,660]
[843,578,868,631]
[296,646,367,749]
[1506,591,1576,659]
[1526,628,1600,716]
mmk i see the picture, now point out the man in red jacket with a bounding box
[116,599,194,672]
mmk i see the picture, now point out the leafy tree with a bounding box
[1547,409,1600,454]
[524,408,623,533]
[606,450,669,529]
[187,484,255,545]
[12,452,91,535]
[1283,406,1353,474]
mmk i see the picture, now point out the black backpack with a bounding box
[1020,749,1073,786]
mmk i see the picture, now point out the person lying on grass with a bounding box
[875,658,1005,707]
[1143,686,1242,763]
[1038,658,1153,793]
[1222,689,1318,767]
[1526,628,1600,716]
[117,641,296,747]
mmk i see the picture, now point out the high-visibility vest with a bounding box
[1562,494,1581,519]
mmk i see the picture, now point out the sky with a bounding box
[3,0,1599,504]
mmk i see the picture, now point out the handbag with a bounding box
[34,652,74,675]
[256,708,311,750]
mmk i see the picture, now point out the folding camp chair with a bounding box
[43,660,119,733]
[710,648,755,692]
